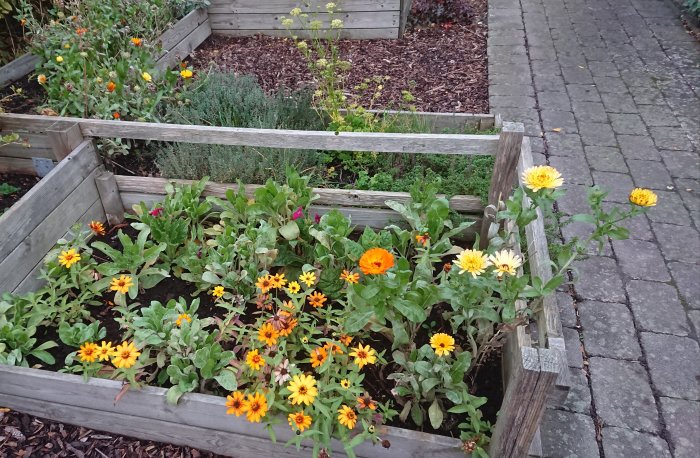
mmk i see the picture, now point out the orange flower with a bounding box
[75,27,87,36]
[340,269,360,284]
[310,347,328,368]
[88,220,105,235]
[323,341,343,355]
[255,275,274,293]
[359,248,395,275]
[106,81,116,92]
[278,316,297,337]
[308,291,327,308]
[415,233,430,246]
[339,334,352,346]
[130,37,142,47]
[258,322,280,346]
[20,18,26,27]
[357,394,377,410]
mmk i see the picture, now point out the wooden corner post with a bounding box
[95,171,125,226]
[399,0,414,37]
[479,121,524,248]
[47,121,84,161]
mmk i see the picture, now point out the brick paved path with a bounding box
[487,0,699,456]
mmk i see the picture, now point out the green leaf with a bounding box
[428,399,443,429]
[393,297,427,323]
[214,369,238,391]
[343,309,373,333]
[279,221,300,240]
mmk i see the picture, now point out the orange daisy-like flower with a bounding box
[288,410,312,432]
[78,342,98,363]
[278,316,298,337]
[359,248,395,275]
[415,233,430,246]
[75,27,87,36]
[130,37,142,47]
[339,334,352,346]
[88,220,105,236]
[58,248,81,268]
[246,349,265,371]
[111,341,141,369]
[110,275,133,294]
[225,391,247,416]
[340,270,360,284]
[176,313,192,327]
[258,322,280,346]
[96,341,114,361]
[270,273,287,289]
[349,343,377,369]
[112,112,120,119]
[338,405,357,429]
[323,341,343,355]
[310,347,328,368]
[106,81,116,92]
[243,392,268,423]
[357,394,377,410]
[308,291,327,308]
[255,275,273,293]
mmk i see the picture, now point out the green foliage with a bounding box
[0,293,57,367]
[0,182,20,195]
[684,0,700,16]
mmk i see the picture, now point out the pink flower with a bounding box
[292,207,303,220]
[314,213,321,224]
[149,207,164,217]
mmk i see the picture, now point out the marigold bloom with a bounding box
[58,249,81,268]
[110,275,133,294]
[521,165,564,192]
[340,379,351,389]
[287,374,318,406]
[141,72,152,82]
[287,281,301,294]
[359,248,395,275]
[430,333,455,356]
[176,313,192,327]
[488,249,522,278]
[270,273,287,289]
[246,349,265,371]
[258,323,280,346]
[256,275,273,293]
[415,233,430,246]
[349,344,377,369]
[225,391,247,416]
[211,286,225,298]
[299,271,316,287]
[111,341,140,369]
[340,269,360,284]
[106,80,116,92]
[308,291,327,308]
[55,55,63,63]
[454,249,490,278]
[112,112,121,119]
[288,410,312,432]
[88,220,105,236]
[310,347,328,368]
[338,405,357,429]
[130,37,142,47]
[37,74,47,84]
[357,394,377,410]
[76,27,87,35]
[244,392,268,423]
[629,188,657,207]
[78,342,98,363]
[96,341,114,361]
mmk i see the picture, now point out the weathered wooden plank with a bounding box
[47,122,83,161]
[96,172,125,225]
[0,131,55,159]
[0,53,39,88]
[114,175,484,213]
[0,140,100,262]
[528,428,543,458]
[213,27,399,39]
[210,11,400,30]
[348,109,495,133]
[157,8,209,54]
[209,0,400,14]
[0,167,103,293]
[156,20,212,71]
[0,156,41,175]
[399,0,414,36]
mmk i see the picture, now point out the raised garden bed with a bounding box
[0,112,568,457]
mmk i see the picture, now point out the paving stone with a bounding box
[593,76,630,94]
[489,62,532,76]
[626,280,690,336]
[557,51,587,68]
[638,105,681,127]
[649,127,694,151]
[647,192,692,226]
[673,177,700,208]
[658,397,700,458]
[652,222,700,263]
[617,135,661,160]
[489,70,533,86]
[589,357,660,433]
[601,427,672,458]
[660,150,700,179]
[578,122,617,147]
[562,66,594,84]
[609,113,648,135]
[557,291,578,328]
[629,85,666,105]
[613,239,671,281]
[557,183,591,215]
[601,204,654,240]
[490,83,536,97]
[540,409,600,458]
[591,171,635,202]
[561,221,614,256]
[667,261,700,309]
[571,101,609,123]
[688,310,700,335]
[534,73,566,91]
[641,333,700,400]
[546,132,585,157]
[489,95,537,109]
[579,300,642,359]
[567,84,602,102]
[529,45,558,61]
[588,61,619,77]
[529,135,545,154]
[530,59,562,75]
[541,109,578,133]
[585,146,628,172]
[573,256,626,302]
[601,92,638,113]
[620,69,658,88]
[549,155,593,185]
[582,44,615,62]
[564,327,584,368]
[558,367,592,414]
[627,159,674,190]
[537,90,572,110]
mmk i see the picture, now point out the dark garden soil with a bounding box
[0,173,40,212]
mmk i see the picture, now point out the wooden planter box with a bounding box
[0,112,569,457]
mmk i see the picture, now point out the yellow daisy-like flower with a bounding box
[111,341,141,369]
[340,379,351,389]
[244,392,268,423]
[488,249,523,278]
[96,341,114,361]
[454,249,490,278]
[287,374,318,406]
[629,188,657,207]
[430,333,455,356]
[270,273,287,289]
[78,342,98,363]
[225,391,247,417]
[258,323,280,346]
[211,286,225,298]
[176,313,192,327]
[110,275,133,294]
[349,344,377,369]
[521,165,564,192]
[58,249,81,268]
[299,271,316,287]
[256,275,273,293]
[88,220,105,236]
[246,349,265,371]
[55,55,63,63]
[308,291,327,308]
[180,69,193,79]
[338,405,357,429]
[340,270,360,284]
[288,410,312,432]
[141,72,152,82]
[287,281,301,294]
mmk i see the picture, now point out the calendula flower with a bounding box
[258,323,280,346]
[331,18,344,28]
[176,313,192,327]
[76,27,87,35]
[96,341,114,361]
[180,69,193,79]
[430,333,455,356]
[211,286,225,298]
[78,342,98,363]
[58,249,81,268]
[111,341,141,369]
[338,405,357,429]
[256,275,274,293]
[270,273,287,289]
[454,249,490,278]
[287,374,318,406]
[299,271,316,287]
[106,81,116,92]
[55,55,63,63]
[287,281,301,294]
[246,349,265,371]
[357,394,377,410]
[112,112,121,119]
[281,18,294,27]
[88,220,105,236]
[629,188,657,207]
[130,37,142,47]
[349,344,377,369]
[110,275,133,294]
[308,291,327,308]
[244,392,268,423]
[310,347,328,368]
[37,74,47,84]
[340,379,351,389]
[340,270,360,284]
[274,359,293,385]
[521,165,564,192]
[288,411,312,432]
[359,248,395,275]
[415,233,430,246]
[488,249,522,278]
[290,7,302,16]
[225,391,247,416]
[141,72,152,82]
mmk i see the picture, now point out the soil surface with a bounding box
[0,173,40,212]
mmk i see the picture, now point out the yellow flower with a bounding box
[256,275,273,293]
[349,344,377,369]
[331,18,344,29]
[488,249,522,278]
[338,405,357,429]
[270,273,287,289]
[55,55,63,63]
[96,341,114,361]
[340,270,360,284]
[359,248,395,275]
[287,374,318,406]
[288,410,312,432]
[299,271,316,287]
[88,220,105,236]
[58,249,81,268]
[211,286,225,298]
[308,291,327,308]
[244,392,268,423]
[521,165,564,192]
[629,188,657,207]
[258,323,280,346]
[111,341,141,369]
[176,313,192,327]
[226,391,247,416]
[110,275,133,294]
[37,74,47,84]
[246,349,265,371]
[180,69,193,79]
[454,249,490,278]
[310,347,328,368]
[326,2,337,11]
[430,333,455,356]
[141,72,152,82]
[290,7,302,16]
[340,379,351,389]
[287,281,301,294]
[78,342,98,363]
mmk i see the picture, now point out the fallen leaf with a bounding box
[551,128,562,132]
